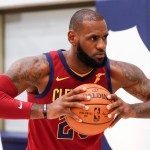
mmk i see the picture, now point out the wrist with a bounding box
[30,104,45,119]
[129,104,137,118]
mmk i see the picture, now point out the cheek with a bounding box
[82,41,94,50]
[79,39,96,54]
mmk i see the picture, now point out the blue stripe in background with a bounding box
[96,0,150,52]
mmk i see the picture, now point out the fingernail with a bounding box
[107,105,110,110]
[78,119,82,122]
[87,95,91,100]
[108,114,112,118]
[85,106,89,110]
[82,87,86,91]
[107,95,111,99]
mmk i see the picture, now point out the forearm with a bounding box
[0,91,32,119]
[0,90,47,119]
[131,101,150,118]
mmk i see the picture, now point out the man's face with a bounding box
[76,20,108,68]
[76,41,107,68]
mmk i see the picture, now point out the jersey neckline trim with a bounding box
[35,53,54,99]
[58,50,98,82]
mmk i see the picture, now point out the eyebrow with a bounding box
[103,33,109,37]
[86,32,109,38]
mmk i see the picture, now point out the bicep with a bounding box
[110,60,150,101]
[4,59,31,94]
[124,77,150,102]
[122,64,150,101]
[5,55,50,95]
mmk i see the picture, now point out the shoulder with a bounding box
[109,59,144,78]
[5,54,50,83]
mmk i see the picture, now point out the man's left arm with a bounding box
[108,60,150,127]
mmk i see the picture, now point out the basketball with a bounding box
[65,83,114,136]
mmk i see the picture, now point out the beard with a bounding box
[76,42,107,68]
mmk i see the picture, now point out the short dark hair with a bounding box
[69,9,104,32]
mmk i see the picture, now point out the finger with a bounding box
[107,93,118,101]
[67,87,87,96]
[66,111,82,122]
[65,102,89,111]
[108,106,123,118]
[107,100,122,110]
[109,113,123,128]
[66,93,91,102]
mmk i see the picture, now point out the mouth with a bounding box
[95,53,105,59]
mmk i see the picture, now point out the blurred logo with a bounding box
[94,107,100,122]
[18,101,22,109]
[94,73,105,84]
[56,76,70,81]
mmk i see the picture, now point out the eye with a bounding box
[91,35,98,41]
[102,34,108,40]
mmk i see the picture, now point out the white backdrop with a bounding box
[4,6,150,150]
[105,27,150,150]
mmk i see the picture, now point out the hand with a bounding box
[46,87,90,122]
[106,94,136,127]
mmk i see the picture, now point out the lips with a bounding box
[95,53,105,59]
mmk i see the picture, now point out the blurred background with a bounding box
[0,0,149,149]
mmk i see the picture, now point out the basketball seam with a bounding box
[81,119,113,125]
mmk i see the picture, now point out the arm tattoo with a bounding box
[112,60,141,82]
[111,60,150,101]
[20,61,43,84]
[6,55,49,91]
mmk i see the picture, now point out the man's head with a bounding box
[69,9,104,32]
[68,9,108,68]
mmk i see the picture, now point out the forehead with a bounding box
[80,20,108,36]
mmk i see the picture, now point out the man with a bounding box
[0,9,150,150]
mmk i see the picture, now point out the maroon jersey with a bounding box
[26,50,112,150]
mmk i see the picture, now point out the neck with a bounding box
[64,50,94,74]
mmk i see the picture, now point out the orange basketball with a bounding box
[65,83,114,136]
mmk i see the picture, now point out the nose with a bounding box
[96,38,106,50]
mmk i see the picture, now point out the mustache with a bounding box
[95,50,106,55]
[96,48,105,52]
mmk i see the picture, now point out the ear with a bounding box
[68,30,78,46]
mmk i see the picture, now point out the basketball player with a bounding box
[0,9,150,150]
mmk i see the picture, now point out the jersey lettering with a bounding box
[52,88,91,140]
[57,114,88,140]
[52,88,71,102]
[57,119,74,140]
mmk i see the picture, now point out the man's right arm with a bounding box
[0,55,49,119]
[0,73,90,120]
[0,55,90,121]
[0,74,33,119]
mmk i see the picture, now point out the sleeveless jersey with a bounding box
[26,50,112,150]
